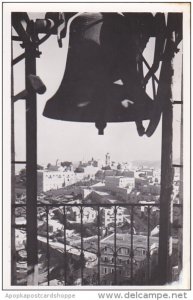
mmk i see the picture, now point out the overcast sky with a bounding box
[13,13,182,166]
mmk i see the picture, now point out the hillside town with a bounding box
[14,153,181,285]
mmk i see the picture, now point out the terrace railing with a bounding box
[12,202,182,286]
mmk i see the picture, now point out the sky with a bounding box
[13,12,182,167]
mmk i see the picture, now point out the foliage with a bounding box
[102,166,111,170]
[67,221,98,237]
[75,167,84,173]
[18,164,43,184]
[19,168,26,183]
[117,163,122,170]
[61,161,72,168]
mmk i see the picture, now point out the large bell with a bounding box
[43,13,156,134]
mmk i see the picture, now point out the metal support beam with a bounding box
[158,102,173,284]
[178,66,183,275]
[11,38,17,285]
[12,53,25,66]
[12,13,30,44]
[158,14,178,284]
[25,43,38,285]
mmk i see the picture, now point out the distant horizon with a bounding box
[38,155,180,166]
[15,151,180,174]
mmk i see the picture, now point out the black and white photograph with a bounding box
[2,1,191,293]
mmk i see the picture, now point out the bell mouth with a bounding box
[43,83,154,123]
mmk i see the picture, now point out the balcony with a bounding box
[12,202,182,286]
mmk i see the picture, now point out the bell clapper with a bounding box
[95,121,107,135]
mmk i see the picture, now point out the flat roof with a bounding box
[101,233,178,247]
[101,233,159,248]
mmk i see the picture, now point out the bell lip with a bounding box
[42,111,152,123]
[43,97,155,123]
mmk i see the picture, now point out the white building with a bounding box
[105,176,135,192]
[99,233,159,284]
[75,164,99,181]
[105,176,135,201]
[101,207,125,227]
[37,170,76,193]
[71,206,97,224]
[152,169,161,183]
[83,165,100,179]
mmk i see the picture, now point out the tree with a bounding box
[75,167,84,173]
[95,170,104,180]
[102,166,111,170]
[61,161,72,167]
[117,163,122,170]
[19,168,26,183]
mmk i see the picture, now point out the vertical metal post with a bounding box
[157,16,178,283]
[25,43,38,285]
[97,206,101,285]
[11,36,17,285]
[130,206,134,284]
[177,68,183,274]
[158,101,173,284]
[146,206,151,283]
[46,206,50,285]
[80,206,84,284]
[113,206,117,285]
[63,206,67,285]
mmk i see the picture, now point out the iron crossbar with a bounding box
[13,203,161,208]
